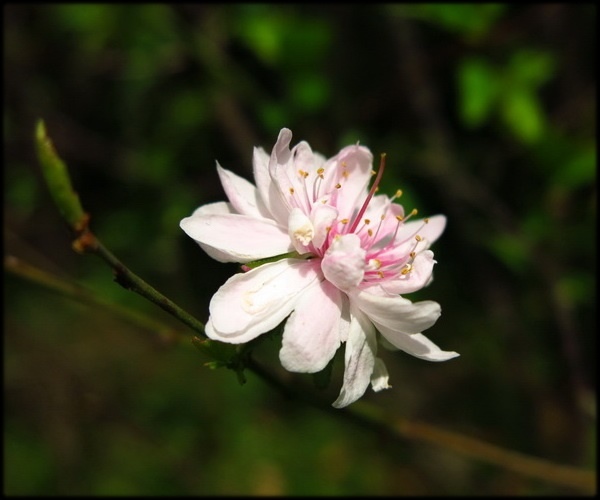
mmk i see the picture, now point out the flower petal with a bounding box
[396,215,447,251]
[373,324,459,362]
[206,259,321,343]
[279,280,343,373]
[310,204,338,249]
[180,213,292,263]
[371,358,391,392]
[332,304,377,408]
[253,145,289,225]
[353,290,441,334]
[216,163,270,219]
[379,250,437,295]
[288,207,314,252]
[321,234,366,291]
[321,145,373,218]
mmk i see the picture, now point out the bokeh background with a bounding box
[4,3,596,495]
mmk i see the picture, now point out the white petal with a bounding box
[353,290,441,334]
[332,304,377,408]
[373,324,459,362]
[206,259,321,343]
[216,163,270,219]
[183,202,240,262]
[371,358,391,392]
[180,213,292,263]
[253,146,289,225]
[279,280,343,373]
[310,204,338,249]
[288,207,314,251]
[321,234,366,291]
[190,200,234,217]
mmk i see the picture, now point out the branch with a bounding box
[35,119,206,338]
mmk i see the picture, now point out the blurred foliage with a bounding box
[4,3,596,495]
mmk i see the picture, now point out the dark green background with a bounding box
[4,4,596,495]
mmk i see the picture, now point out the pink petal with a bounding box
[320,145,373,219]
[396,215,447,250]
[379,250,436,295]
[180,213,292,263]
[206,259,321,343]
[332,304,377,408]
[279,280,344,373]
[353,291,441,334]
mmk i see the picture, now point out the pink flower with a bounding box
[181,128,458,408]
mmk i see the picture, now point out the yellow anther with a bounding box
[371,170,377,176]
[372,259,381,269]
[317,167,325,178]
[409,251,416,258]
[364,219,371,224]
[415,235,422,242]
[377,271,385,279]
[341,161,347,168]
[298,169,309,178]
[335,183,342,189]
[396,215,404,222]
[342,171,349,179]
[424,217,429,223]
[368,229,373,237]
[340,218,349,224]
[394,189,403,198]
[410,208,418,216]
[289,187,295,195]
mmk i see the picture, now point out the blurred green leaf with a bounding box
[458,58,499,127]
[501,87,544,143]
[395,4,506,38]
[552,146,596,189]
[508,50,556,88]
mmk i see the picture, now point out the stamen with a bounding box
[348,153,387,233]
[391,189,403,201]
[289,187,295,195]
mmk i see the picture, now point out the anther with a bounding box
[415,235,422,242]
